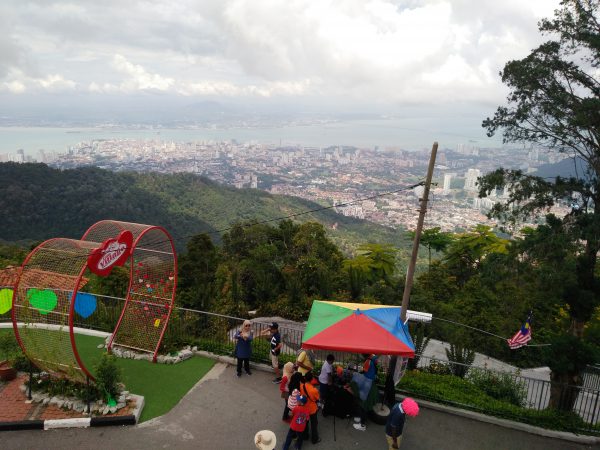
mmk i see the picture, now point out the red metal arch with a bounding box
[11,220,178,381]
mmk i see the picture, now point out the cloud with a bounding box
[0,10,27,79]
[0,0,562,106]
[0,70,76,94]
[111,54,174,91]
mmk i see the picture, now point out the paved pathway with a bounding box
[0,362,596,450]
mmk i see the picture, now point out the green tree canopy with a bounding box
[480,0,600,410]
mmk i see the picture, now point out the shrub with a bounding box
[397,370,590,434]
[445,343,475,378]
[95,354,122,399]
[467,368,527,407]
[407,323,430,370]
[27,373,96,402]
[0,333,20,362]
[425,360,451,376]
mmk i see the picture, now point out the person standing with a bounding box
[385,397,419,449]
[299,372,321,444]
[280,362,295,421]
[282,395,310,450]
[318,354,335,410]
[234,320,254,377]
[261,322,283,383]
[362,353,379,380]
[295,347,315,376]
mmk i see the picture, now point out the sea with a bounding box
[0,118,503,158]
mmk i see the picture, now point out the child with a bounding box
[385,397,419,449]
[280,362,295,421]
[282,395,310,450]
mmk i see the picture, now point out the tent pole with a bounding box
[384,142,438,406]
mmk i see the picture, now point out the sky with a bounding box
[0,0,561,125]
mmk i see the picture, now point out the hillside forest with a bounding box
[0,160,599,414]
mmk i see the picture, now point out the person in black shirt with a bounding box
[261,322,283,383]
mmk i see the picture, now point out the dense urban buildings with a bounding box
[7,138,571,232]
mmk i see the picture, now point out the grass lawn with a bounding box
[0,328,215,422]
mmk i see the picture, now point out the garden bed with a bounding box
[0,328,215,422]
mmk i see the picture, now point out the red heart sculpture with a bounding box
[87,230,133,277]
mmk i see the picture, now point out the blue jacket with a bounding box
[234,331,253,359]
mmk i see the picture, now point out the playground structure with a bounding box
[10,220,177,382]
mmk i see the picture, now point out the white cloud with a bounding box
[0,0,562,105]
[0,70,76,93]
[2,80,26,94]
[37,74,76,91]
[111,54,174,92]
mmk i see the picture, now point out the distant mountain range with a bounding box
[533,156,590,180]
[0,163,411,257]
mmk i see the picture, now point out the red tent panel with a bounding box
[302,313,414,356]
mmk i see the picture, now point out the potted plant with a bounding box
[0,333,20,381]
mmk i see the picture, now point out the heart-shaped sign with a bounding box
[73,292,97,319]
[0,288,13,314]
[28,289,58,315]
[87,230,133,277]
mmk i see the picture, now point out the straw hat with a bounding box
[254,430,276,450]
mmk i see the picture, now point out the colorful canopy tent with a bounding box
[302,301,415,357]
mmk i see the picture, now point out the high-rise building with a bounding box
[443,173,455,193]
[464,168,481,192]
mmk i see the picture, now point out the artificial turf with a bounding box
[0,328,215,422]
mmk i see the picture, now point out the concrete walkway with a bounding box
[0,362,597,450]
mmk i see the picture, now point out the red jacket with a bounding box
[280,375,289,393]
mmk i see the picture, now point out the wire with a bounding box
[2,181,425,268]
[431,316,551,347]
[205,182,423,238]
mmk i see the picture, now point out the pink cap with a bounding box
[402,398,419,417]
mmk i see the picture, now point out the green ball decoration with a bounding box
[0,288,12,314]
[28,289,58,315]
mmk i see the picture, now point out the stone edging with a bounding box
[0,415,136,432]
[0,393,144,432]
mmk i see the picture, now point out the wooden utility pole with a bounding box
[401,142,438,322]
[384,141,438,405]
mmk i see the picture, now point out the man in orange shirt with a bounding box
[299,372,321,444]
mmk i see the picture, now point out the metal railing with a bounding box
[410,354,600,429]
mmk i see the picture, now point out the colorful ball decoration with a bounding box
[0,288,13,314]
[27,289,58,315]
[73,292,97,319]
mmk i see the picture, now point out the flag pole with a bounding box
[384,141,438,406]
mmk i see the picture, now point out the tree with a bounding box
[356,243,397,284]
[481,0,600,411]
[411,227,454,269]
[177,233,219,310]
[342,243,397,300]
[443,225,508,286]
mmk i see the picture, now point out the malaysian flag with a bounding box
[507,313,532,349]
